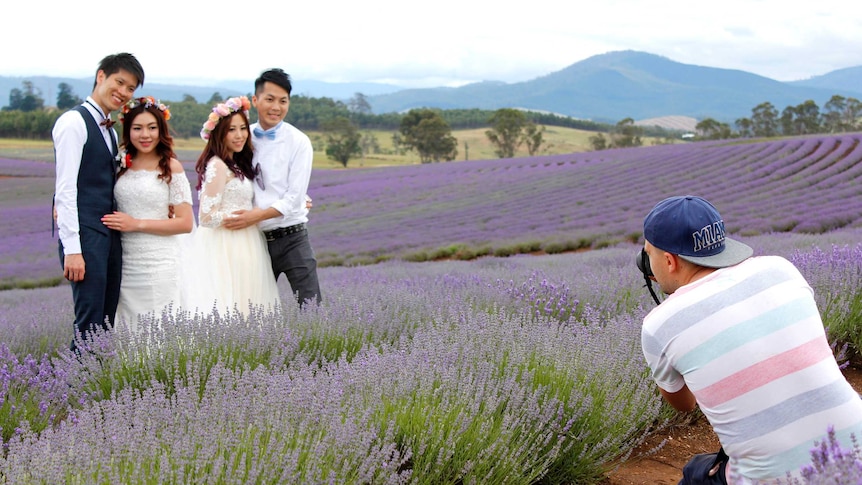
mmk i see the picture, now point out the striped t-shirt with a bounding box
[642,255,862,483]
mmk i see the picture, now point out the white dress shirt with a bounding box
[53,97,117,254]
[250,121,313,231]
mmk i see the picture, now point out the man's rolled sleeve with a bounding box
[271,139,312,222]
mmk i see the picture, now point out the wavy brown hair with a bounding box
[119,102,176,182]
[194,111,255,190]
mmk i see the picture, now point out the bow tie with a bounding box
[253,126,277,140]
[100,117,115,129]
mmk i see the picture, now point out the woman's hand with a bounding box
[101,211,140,232]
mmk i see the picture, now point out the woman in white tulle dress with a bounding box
[185,96,280,316]
[101,97,194,333]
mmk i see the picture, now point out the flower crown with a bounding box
[119,96,171,122]
[200,96,251,141]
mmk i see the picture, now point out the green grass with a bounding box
[0,127,675,169]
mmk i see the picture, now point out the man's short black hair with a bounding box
[255,68,292,97]
[94,53,144,90]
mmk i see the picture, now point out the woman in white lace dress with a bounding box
[185,96,280,316]
[101,97,194,333]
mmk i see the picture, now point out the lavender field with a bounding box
[2,134,862,483]
[3,133,862,286]
[307,133,862,266]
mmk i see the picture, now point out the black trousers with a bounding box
[60,225,122,351]
[679,448,728,485]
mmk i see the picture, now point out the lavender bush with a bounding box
[768,426,862,485]
[1,246,670,483]
[790,243,862,357]
[2,235,860,483]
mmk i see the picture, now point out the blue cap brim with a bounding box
[677,237,753,268]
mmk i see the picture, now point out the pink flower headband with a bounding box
[119,96,171,122]
[200,96,251,140]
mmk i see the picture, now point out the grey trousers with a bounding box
[266,228,321,306]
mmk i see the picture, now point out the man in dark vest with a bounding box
[53,53,145,351]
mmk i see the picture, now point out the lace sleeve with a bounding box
[168,170,193,206]
[198,157,232,228]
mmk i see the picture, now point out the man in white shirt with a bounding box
[638,195,862,483]
[223,68,321,306]
[53,53,145,350]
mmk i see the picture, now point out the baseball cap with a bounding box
[643,195,753,268]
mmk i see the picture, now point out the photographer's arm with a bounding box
[660,385,697,412]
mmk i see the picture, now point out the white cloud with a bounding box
[3,0,861,87]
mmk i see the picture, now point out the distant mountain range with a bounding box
[365,51,862,123]
[2,50,860,125]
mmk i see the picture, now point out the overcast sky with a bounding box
[4,0,861,88]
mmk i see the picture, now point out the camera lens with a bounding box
[636,249,653,277]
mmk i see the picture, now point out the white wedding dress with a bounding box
[182,157,280,317]
[114,168,193,333]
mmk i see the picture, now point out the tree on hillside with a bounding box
[735,117,753,138]
[696,118,732,140]
[56,83,82,110]
[348,93,372,116]
[391,132,407,155]
[522,121,546,156]
[207,92,224,104]
[781,100,820,136]
[823,95,862,133]
[359,131,380,158]
[589,133,608,151]
[399,108,458,163]
[322,116,362,167]
[4,81,45,112]
[609,118,643,147]
[750,102,778,137]
[486,108,527,158]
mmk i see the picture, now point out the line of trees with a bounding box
[694,96,862,140]
[0,80,611,139]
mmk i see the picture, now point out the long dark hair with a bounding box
[194,111,255,190]
[119,102,175,182]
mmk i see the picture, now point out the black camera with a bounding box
[636,248,661,305]
[636,248,653,278]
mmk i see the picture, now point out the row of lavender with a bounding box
[2,230,861,483]
[3,133,862,286]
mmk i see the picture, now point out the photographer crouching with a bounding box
[636,195,862,484]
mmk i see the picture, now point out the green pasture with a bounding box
[0,126,671,169]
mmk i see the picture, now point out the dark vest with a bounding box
[73,105,117,232]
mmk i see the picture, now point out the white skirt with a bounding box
[180,225,280,317]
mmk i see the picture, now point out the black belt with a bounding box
[264,223,306,241]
